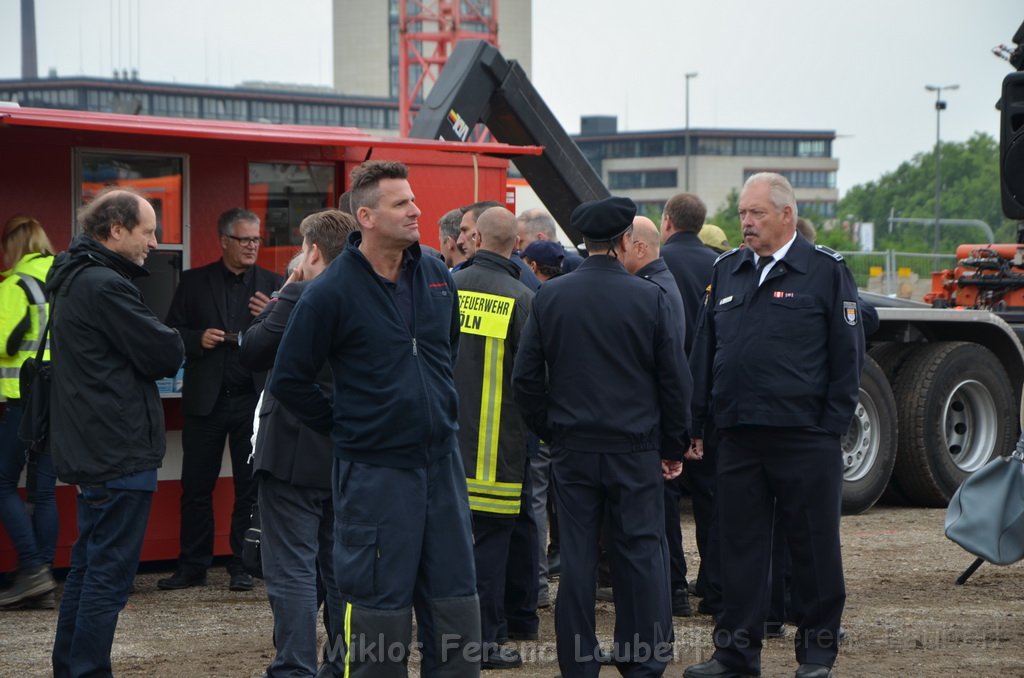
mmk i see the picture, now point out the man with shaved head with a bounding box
[452,206,536,669]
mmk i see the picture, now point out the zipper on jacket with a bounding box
[412,337,418,356]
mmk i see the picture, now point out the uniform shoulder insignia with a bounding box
[814,244,844,262]
[713,247,742,266]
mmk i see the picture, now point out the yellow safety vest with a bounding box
[0,254,53,399]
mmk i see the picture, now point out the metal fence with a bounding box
[839,250,957,301]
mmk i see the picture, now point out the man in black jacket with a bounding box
[659,192,723,616]
[159,208,281,592]
[241,209,355,678]
[622,215,695,618]
[684,173,863,678]
[512,196,692,678]
[48,188,184,678]
[270,160,480,678]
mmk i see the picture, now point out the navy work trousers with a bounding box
[331,449,480,677]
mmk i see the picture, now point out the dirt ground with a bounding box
[3,504,1024,677]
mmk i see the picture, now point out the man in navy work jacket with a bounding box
[512,196,692,678]
[684,173,863,678]
[270,160,480,678]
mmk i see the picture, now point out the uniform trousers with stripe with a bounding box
[331,448,480,678]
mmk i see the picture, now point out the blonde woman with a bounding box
[0,215,58,609]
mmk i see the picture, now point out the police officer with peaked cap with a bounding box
[512,196,692,678]
[683,173,863,678]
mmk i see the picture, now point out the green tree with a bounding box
[838,132,1013,254]
[709,188,741,249]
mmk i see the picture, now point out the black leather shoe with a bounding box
[683,659,754,678]
[697,600,720,617]
[481,644,522,670]
[507,629,539,641]
[672,588,694,617]
[157,570,207,590]
[794,664,832,678]
[229,572,254,591]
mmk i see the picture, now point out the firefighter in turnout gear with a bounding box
[452,206,535,669]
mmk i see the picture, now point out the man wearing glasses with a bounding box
[159,208,281,593]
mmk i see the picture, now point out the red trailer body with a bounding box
[0,106,540,570]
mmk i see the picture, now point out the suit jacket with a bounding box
[240,281,333,489]
[661,231,718,355]
[165,259,281,417]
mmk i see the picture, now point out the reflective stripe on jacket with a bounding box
[0,253,53,398]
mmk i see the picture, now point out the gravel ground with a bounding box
[3,504,1023,677]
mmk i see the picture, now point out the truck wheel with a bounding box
[868,343,917,504]
[892,341,1017,507]
[869,343,916,381]
[841,355,898,514]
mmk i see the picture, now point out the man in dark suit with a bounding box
[512,196,692,678]
[659,192,724,616]
[158,208,281,592]
[240,209,355,677]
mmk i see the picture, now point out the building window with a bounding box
[247,162,336,272]
[744,169,836,189]
[797,201,837,218]
[797,139,829,157]
[608,169,677,190]
[76,150,187,320]
[696,137,734,156]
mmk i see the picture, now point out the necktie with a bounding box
[755,255,773,287]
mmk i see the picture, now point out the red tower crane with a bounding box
[398,0,499,137]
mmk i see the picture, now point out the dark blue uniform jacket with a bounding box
[269,233,461,469]
[690,235,864,438]
[661,231,717,355]
[512,255,692,459]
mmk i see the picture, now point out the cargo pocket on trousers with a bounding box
[337,521,378,597]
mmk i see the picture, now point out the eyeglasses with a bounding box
[226,235,261,247]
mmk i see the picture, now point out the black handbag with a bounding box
[17,275,53,453]
[242,502,264,579]
[17,264,88,453]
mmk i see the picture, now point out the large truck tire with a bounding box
[868,342,916,380]
[868,343,917,505]
[841,355,898,514]
[892,341,1017,507]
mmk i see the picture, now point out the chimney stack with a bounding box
[21,0,38,80]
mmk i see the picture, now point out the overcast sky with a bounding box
[0,0,1020,197]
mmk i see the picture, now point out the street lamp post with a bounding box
[685,72,698,192]
[925,83,959,262]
